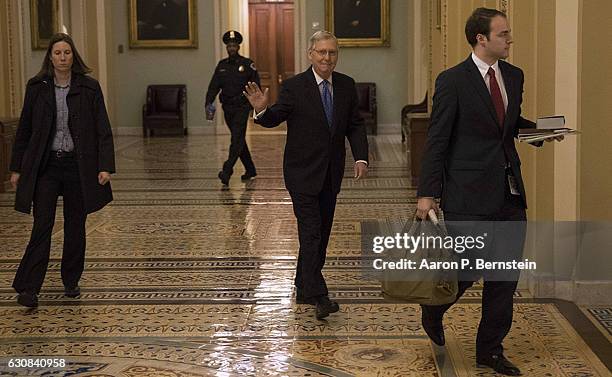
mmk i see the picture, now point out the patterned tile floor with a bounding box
[0,133,609,376]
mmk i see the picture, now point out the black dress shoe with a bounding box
[241,172,257,180]
[218,171,230,185]
[476,354,522,376]
[421,307,445,346]
[17,292,38,308]
[315,296,339,319]
[64,286,80,298]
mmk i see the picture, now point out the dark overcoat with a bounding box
[10,74,115,214]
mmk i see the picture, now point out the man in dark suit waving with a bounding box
[244,31,369,320]
[416,8,562,376]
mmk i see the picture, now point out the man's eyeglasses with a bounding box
[311,49,338,57]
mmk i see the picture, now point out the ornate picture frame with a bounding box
[30,0,59,50]
[326,0,390,47]
[129,0,198,48]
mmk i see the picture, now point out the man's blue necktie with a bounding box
[321,79,333,127]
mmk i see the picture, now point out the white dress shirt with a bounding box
[312,67,333,97]
[471,52,508,111]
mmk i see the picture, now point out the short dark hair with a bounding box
[36,33,92,78]
[465,7,507,47]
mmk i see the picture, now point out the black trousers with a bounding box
[221,105,256,176]
[289,170,337,299]
[423,187,527,358]
[13,156,87,294]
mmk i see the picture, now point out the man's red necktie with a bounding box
[488,67,505,128]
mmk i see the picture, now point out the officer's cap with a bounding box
[223,30,243,45]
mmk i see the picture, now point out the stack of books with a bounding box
[518,116,578,143]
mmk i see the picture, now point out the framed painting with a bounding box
[326,0,390,47]
[30,0,59,50]
[129,0,198,48]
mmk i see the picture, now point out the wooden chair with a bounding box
[401,92,428,142]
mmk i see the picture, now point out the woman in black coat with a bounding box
[9,33,115,308]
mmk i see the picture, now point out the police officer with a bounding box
[206,30,260,185]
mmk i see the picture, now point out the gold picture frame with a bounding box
[30,0,59,50]
[326,0,390,47]
[129,0,198,48]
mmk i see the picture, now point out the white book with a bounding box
[536,115,565,130]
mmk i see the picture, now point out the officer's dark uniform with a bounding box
[205,30,260,183]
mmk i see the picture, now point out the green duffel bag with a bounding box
[380,212,458,305]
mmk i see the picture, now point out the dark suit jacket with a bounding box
[255,67,368,195]
[417,56,536,215]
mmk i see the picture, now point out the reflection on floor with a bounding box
[0,133,609,376]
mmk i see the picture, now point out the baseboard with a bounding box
[114,127,142,136]
[376,123,401,134]
[573,281,612,304]
[114,126,216,136]
[115,124,401,136]
[526,275,612,304]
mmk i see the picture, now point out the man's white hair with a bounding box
[308,30,338,51]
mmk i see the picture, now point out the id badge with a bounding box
[507,174,520,195]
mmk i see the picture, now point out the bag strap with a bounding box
[412,208,449,235]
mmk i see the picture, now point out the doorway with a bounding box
[248,0,295,104]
